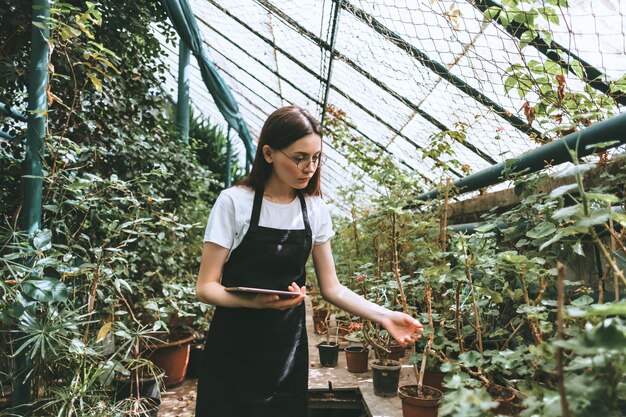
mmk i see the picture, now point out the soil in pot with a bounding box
[345,346,369,373]
[317,342,339,367]
[398,384,442,417]
[371,360,401,397]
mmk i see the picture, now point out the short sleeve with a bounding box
[203,191,236,249]
[314,198,335,245]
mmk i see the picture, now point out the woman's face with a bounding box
[264,133,322,190]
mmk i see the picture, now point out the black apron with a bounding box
[196,189,312,417]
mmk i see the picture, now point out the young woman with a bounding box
[195,105,423,417]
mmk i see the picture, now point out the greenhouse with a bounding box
[1,0,625,416]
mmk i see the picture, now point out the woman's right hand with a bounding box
[249,282,306,310]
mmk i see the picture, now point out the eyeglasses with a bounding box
[278,149,327,171]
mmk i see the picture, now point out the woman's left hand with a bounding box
[382,311,424,348]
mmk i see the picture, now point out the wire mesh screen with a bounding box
[172,0,626,205]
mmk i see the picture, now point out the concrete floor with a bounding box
[160,300,411,417]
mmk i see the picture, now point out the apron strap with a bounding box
[297,192,312,238]
[249,187,264,232]
[250,188,312,238]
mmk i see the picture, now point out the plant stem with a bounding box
[418,282,434,396]
[556,262,572,417]
[351,206,360,257]
[391,211,409,314]
[603,223,624,301]
[461,238,483,354]
[455,281,465,352]
[591,229,626,288]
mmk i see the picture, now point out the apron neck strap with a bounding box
[249,188,312,237]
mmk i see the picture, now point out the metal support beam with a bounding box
[318,0,343,128]
[225,128,232,188]
[411,111,626,203]
[176,41,191,144]
[472,0,626,107]
[15,0,50,412]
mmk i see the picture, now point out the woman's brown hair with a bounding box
[238,105,323,196]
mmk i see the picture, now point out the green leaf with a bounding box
[571,295,594,307]
[458,350,483,367]
[572,241,585,256]
[87,73,102,92]
[33,229,52,251]
[554,163,596,178]
[22,278,68,302]
[552,205,580,220]
[585,193,620,204]
[483,6,501,22]
[526,222,557,239]
[570,59,586,80]
[519,30,536,48]
[550,183,578,198]
[579,301,626,317]
[576,209,610,228]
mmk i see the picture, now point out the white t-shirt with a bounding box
[203,186,335,254]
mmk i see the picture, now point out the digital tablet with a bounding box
[224,286,303,298]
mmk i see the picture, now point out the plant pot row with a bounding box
[319,344,495,417]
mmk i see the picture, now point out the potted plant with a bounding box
[343,321,370,373]
[317,311,340,367]
[398,179,454,416]
[139,277,212,387]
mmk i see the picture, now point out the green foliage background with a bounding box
[0,1,233,414]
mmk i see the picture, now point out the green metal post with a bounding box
[225,128,232,188]
[411,111,626,203]
[14,0,50,412]
[176,41,190,144]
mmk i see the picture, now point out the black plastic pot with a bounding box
[317,342,339,367]
[371,360,401,397]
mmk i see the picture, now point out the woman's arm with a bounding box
[312,241,423,347]
[195,242,306,310]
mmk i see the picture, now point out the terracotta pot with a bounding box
[317,342,339,367]
[398,384,442,417]
[423,369,447,392]
[345,346,369,373]
[147,334,195,387]
[371,360,401,397]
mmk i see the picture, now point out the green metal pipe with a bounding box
[0,102,27,122]
[225,128,232,188]
[176,41,190,144]
[411,111,626,203]
[14,0,50,412]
